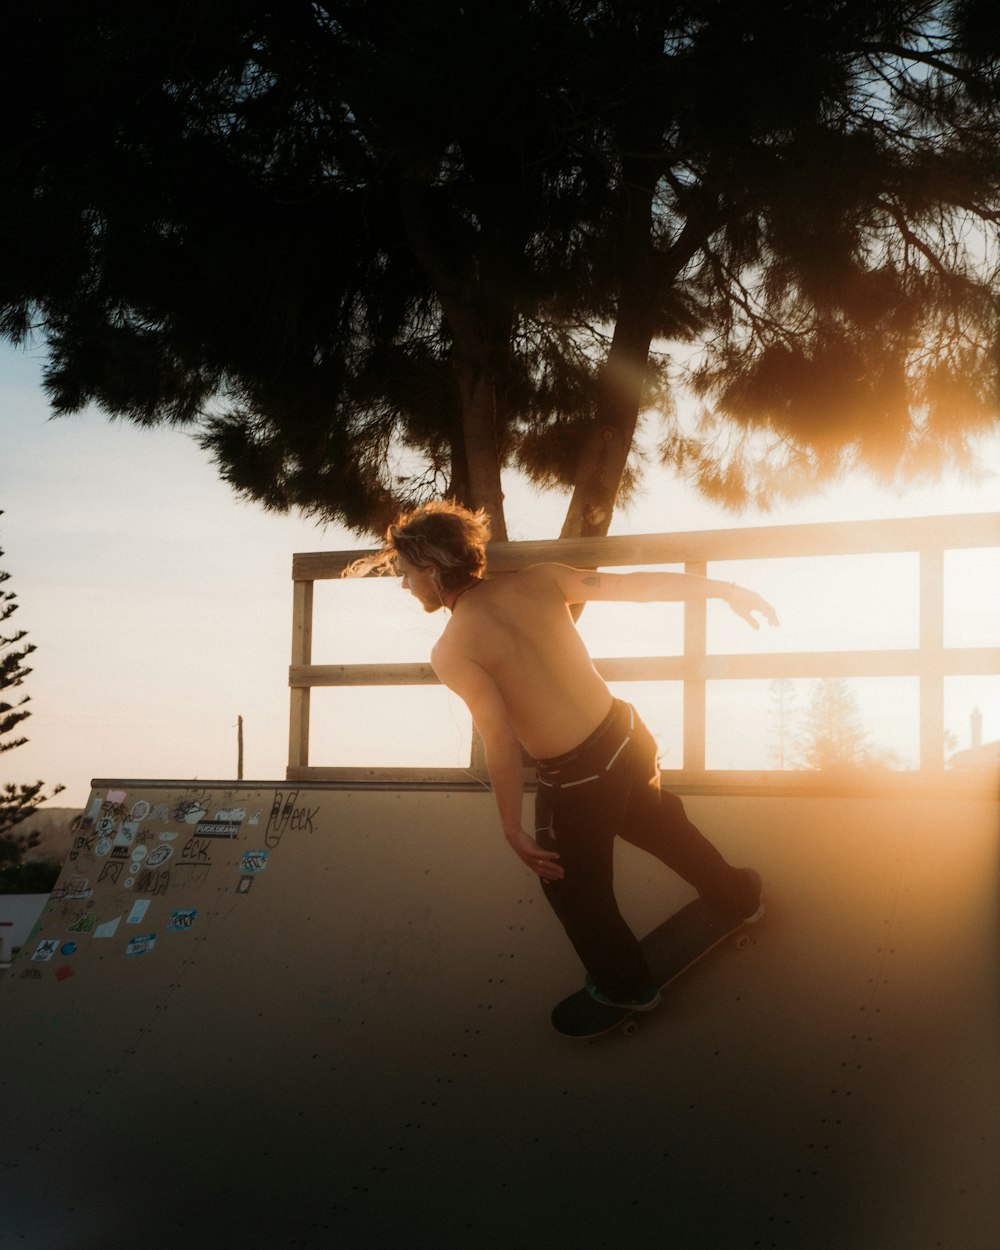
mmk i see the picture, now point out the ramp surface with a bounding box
[1,780,997,1249]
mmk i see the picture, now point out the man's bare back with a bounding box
[432,565,612,759]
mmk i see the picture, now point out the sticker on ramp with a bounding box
[126,933,157,957]
[167,909,198,932]
[127,899,152,925]
[30,938,58,963]
[239,850,270,874]
[195,821,241,839]
[174,800,208,824]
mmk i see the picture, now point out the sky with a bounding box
[2,339,998,810]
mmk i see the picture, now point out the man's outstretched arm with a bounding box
[430,646,564,881]
[546,564,780,629]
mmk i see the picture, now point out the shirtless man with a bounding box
[353,500,778,1010]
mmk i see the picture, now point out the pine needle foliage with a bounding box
[0,520,64,842]
[2,2,998,538]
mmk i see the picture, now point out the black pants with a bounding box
[535,699,757,1001]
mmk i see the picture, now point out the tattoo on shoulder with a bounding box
[583,575,601,586]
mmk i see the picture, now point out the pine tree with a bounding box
[796,678,872,771]
[767,678,798,769]
[0,521,64,843]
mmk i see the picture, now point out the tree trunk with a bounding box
[560,201,716,542]
[560,1,721,543]
[397,183,509,539]
[560,164,660,541]
[559,305,654,540]
[447,308,509,540]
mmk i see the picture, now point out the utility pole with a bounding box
[237,715,244,780]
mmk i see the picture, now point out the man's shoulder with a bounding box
[496,562,564,588]
[430,627,456,664]
[430,624,473,672]
[430,631,497,701]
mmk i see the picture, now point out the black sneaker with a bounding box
[739,868,765,924]
[585,975,662,1011]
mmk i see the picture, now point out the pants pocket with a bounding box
[534,784,555,850]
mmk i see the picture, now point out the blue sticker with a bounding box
[167,909,198,933]
[127,899,151,925]
[59,942,78,957]
[239,850,270,874]
[126,933,157,958]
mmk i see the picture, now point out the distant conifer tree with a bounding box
[796,678,871,771]
[794,677,900,772]
[767,678,798,770]
[0,518,64,847]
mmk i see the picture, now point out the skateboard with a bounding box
[551,898,757,1039]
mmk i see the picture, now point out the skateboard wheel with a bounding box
[731,931,750,949]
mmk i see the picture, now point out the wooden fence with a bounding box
[288,512,1000,795]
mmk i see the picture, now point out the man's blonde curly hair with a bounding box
[343,500,491,592]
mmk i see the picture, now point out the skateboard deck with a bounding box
[551,898,754,1039]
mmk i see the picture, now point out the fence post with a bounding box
[683,560,708,773]
[288,578,314,775]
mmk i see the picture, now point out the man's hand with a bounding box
[726,586,779,630]
[506,828,564,881]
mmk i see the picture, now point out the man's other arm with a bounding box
[543,564,779,629]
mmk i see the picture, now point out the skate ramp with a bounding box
[0,779,996,1250]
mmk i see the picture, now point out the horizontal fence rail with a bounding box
[287,513,1000,795]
